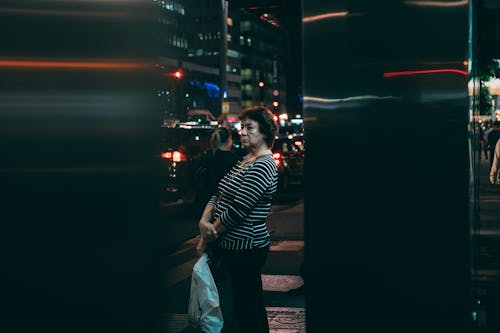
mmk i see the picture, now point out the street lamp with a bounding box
[258,81,265,105]
[163,68,184,120]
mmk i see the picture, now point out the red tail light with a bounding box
[161,151,185,162]
[272,152,282,165]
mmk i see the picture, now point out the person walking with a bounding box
[196,106,279,333]
[487,121,500,167]
[482,122,492,161]
[490,139,500,184]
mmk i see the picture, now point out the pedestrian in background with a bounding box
[480,122,490,161]
[194,126,240,216]
[490,139,500,184]
[205,127,240,200]
[487,121,500,167]
[196,106,279,333]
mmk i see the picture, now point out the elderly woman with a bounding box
[197,106,278,333]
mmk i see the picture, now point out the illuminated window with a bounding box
[241,21,251,32]
[242,84,253,94]
[227,49,239,58]
[241,69,252,80]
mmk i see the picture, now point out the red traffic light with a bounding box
[173,70,183,79]
[165,69,183,79]
[258,81,265,87]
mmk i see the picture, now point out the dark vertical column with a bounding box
[220,0,228,115]
[0,2,164,333]
[302,1,472,332]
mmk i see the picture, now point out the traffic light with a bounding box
[166,69,183,79]
[258,81,265,87]
[173,69,183,79]
[272,100,279,108]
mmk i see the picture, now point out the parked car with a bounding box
[272,136,305,190]
[160,124,215,206]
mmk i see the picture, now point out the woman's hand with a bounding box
[199,220,218,242]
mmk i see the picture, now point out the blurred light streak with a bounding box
[304,95,396,109]
[0,59,150,70]
[303,11,349,23]
[404,1,468,7]
[384,68,468,78]
[0,7,143,18]
[304,95,396,103]
[0,166,145,175]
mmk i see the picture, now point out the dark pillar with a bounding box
[0,2,164,332]
[303,1,472,332]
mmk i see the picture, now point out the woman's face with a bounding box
[240,118,266,151]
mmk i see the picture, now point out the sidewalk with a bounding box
[475,156,500,330]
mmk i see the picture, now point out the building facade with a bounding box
[239,9,287,114]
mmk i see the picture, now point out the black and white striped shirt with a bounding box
[208,154,278,250]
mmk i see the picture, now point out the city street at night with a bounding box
[4,1,500,332]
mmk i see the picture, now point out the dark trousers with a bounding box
[219,245,270,333]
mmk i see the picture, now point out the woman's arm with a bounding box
[490,141,500,184]
[198,203,217,240]
[196,203,217,256]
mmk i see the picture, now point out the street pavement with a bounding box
[159,156,500,332]
[475,156,500,331]
[161,197,305,333]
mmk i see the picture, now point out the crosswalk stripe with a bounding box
[262,274,304,292]
[270,240,304,251]
[267,307,306,333]
[162,313,188,333]
[165,257,197,288]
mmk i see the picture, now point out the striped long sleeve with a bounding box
[212,155,278,250]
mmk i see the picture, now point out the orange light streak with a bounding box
[303,11,349,23]
[0,7,140,18]
[384,68,468,78]
[0,59,150,70]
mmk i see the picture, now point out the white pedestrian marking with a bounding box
[262,274,304,292]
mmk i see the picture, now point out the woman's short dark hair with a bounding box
[239,106,278,148]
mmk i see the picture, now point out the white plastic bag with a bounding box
[187,253,224,332]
